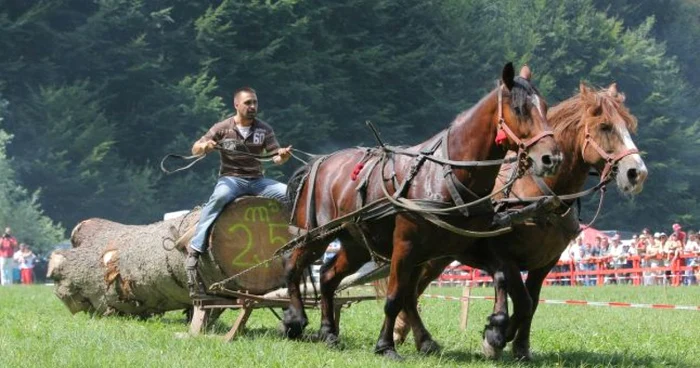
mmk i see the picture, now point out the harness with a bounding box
[495,119,641,229]
[282,86,558,256]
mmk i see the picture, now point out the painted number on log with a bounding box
[228,202,287,268]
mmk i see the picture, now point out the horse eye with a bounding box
[600,124,613,132]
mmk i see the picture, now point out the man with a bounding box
[0,227,18,285]
[672,223,686,246]
[185,87,292,297]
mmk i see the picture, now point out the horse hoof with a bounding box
[513,345,532,361]
[279,320,305,339]
[323,333,340,348]
[380,349,404,361]
[483,327,506,350]
[481,338,503,360]
[418,339,442,355]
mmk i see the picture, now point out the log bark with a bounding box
[48,213,199,317]
[48,197,290,317]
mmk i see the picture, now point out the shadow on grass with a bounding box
[530,350,683,368]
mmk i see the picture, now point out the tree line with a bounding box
[1,0,699,253]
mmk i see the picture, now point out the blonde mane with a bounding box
[549,85,638,138]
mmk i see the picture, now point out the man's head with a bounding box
[233,87,258,120]
[20,243,28,250]
[3,227,10,235]
[672,223,682,233]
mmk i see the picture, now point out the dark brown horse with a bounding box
[282,63,561,360]
[391,82,648,360]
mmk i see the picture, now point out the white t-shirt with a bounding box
[236,125,251,139]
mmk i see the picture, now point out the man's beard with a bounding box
[245,111,257,118]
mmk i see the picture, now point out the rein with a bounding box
[496,122,639,229]
[159,140,315,175]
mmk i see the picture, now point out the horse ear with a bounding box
[579,82,589,95]
[608,82,618,96]
[502,62,515,90]
[519,65,531,80]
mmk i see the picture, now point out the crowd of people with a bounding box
[557,223,700,286]
[0,227,37,285]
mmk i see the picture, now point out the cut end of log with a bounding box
[47,251,66,279]
[70,219,92,247]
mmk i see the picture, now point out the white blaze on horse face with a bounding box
[531,95,545,121]
[616,123,645,168]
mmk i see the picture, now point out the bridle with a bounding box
[496,84,554,178]
[582,120,639,182]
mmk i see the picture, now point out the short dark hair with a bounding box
[233,87,257,100]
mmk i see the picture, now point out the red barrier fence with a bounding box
[435,253,700,287]
[420,293,700,312]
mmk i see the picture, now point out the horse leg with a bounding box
[318,239,370,347]
[482,269,509,360]
[281,241,326,339]
[401,265,442,355]
[374,219,418,360]
[394,258,452,345]
[503,263,532,344]
[511,259,557,361]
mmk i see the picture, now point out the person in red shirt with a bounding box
[0,227,18,285]
[672,223,686,246]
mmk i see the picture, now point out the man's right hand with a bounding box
[192,139,217,156]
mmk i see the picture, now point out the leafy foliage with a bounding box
[0,97,64,253]
[0,0,699,232]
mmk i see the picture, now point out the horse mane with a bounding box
[549,85,638,137]
[450,76,540,129]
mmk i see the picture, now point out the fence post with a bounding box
[459,285,471,331]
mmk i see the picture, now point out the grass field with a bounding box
[0,285,698,368]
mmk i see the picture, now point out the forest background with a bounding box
[1,0,699,252]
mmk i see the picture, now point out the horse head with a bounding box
[498,63,562,177]
[577,82,647,194]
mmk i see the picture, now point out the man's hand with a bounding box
[273,145,293,164]
[192,139,217,156]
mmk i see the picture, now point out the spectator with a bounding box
[672,223,686,246]
[13,244,35,285]
[607,236,624,284]
[599,236,611,257]
[645,233,664,285]
[558,241,573,285]
[0,227,18,285]
[636,232,651,257]
[323,239,341,264]
[683,232,699,285]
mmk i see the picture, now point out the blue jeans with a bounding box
[189,176,287,253]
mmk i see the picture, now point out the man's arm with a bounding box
[272,146,292,165]
[192,139,216,156]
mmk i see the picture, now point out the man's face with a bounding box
[4,227,9,235]
[234,92,258,119]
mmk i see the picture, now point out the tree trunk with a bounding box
[48,197,290,317]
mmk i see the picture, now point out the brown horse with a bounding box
[282,63,561,360]
[391,82,648,360]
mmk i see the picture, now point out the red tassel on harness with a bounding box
[350,163,365,181]
[495,129,508,146]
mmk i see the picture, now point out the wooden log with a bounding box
[48,196,289,317]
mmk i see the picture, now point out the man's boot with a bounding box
[185,250,208,299]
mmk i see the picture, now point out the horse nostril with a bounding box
[541,155,553,168]
[627,168,638,182]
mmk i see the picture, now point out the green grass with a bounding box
[1,285,698,367]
